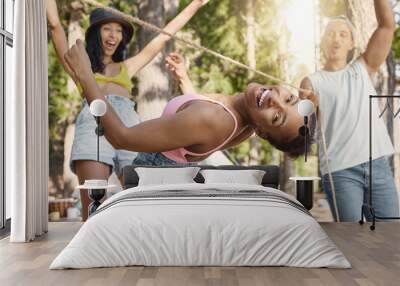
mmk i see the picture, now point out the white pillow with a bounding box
[135,167,201,186]
[200,169,266,185]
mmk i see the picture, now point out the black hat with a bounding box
[86,8,134,43]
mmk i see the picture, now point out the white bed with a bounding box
[50,183,351,269]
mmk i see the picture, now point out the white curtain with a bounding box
[8,0,48,242]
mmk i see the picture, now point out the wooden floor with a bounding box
[1,222,399,286]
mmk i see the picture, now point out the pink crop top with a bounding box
[161,94,238,163]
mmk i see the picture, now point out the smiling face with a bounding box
[321,20,355,63]
[244,83,306,143]
[100,22,123,58]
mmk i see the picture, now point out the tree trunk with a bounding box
[164,0,180,101]
[386,50,395,172]
[280,154,294,194]
[277,11,294,193]
[245,0,261,166]
[135,0,176,121]
[394,72,400,195]
[63,124,78,197]
[63,4,84,197]
[346,1,388,94]
[246,0,256,78]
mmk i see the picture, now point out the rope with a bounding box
[317,107,340,222]
[81,0,309,93]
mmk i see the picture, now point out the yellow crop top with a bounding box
[77,63,133,94]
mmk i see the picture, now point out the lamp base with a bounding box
[296,180,313,210]
[88,188,106,216]
[289,177,320,211]
[359,203,400,231]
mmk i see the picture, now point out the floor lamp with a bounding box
[359,95,400,230]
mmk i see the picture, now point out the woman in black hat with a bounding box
[46,0,209,221]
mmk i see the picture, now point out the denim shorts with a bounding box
[132,152,182,166]
[70,95,141,176]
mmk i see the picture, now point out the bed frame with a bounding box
[122,165,280,190]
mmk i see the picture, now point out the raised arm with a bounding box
[362,0,396,74]
[46,0,78,82]
[124,0,210,77]
[165,52,197,94]
[64,40,213,152]
[299,77,319,107]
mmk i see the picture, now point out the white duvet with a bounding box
[50,183,351,269]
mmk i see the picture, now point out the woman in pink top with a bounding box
[64,41,317,165]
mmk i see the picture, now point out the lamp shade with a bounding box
[297,99,314,117]
[89,99,107,117]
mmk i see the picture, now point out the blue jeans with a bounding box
[322,157,399,222]
[132,152,182,166]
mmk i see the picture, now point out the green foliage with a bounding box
[109,0,137,14]
[48,43,74,140]
[393,27,400,60]
[48,41,78,166]
[179,0,281,93]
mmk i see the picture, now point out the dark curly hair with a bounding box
[258,113,317,159]
[85,25,129,74]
